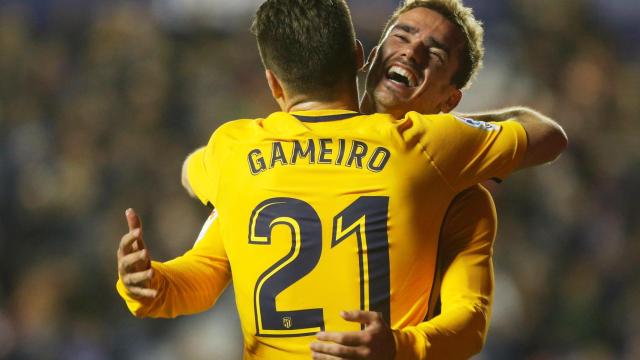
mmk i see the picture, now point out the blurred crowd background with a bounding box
[1,0,639,359]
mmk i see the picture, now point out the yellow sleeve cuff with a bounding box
[392,327,428,360]
[115,262,164,317]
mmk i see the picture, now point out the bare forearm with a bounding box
[461,106,568,170]
[462,106,525,122]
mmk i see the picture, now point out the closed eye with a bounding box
[394,34,409,43]
[429,50,446,64]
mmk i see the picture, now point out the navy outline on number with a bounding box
[332,196,391,328]
[249,198,324,337]
[249,196,391,337]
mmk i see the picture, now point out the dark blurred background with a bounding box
[0,0,639,359]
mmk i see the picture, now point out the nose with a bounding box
[399,41,426,66]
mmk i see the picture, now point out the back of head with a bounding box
[251,0,358,99]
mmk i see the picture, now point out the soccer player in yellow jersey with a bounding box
[116,0,567,359]
[311,2,567,359]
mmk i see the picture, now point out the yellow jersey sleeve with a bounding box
[412,113,527,190]
[186,147,214,206]
[393,185,496,359]
[116,211,231,318]
[186,127,231,206]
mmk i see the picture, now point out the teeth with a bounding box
[387,65,417,87]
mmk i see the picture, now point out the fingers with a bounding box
[311,341,370,359]
[312,352,343,360]
[125,208,146,251]
[340,310,382,326]
[119,229,142,255]
[118,208,155,299]
[313,312,394,360]
[121,268,154,287]
[118,249,150,275]
[126,208,142,232]
[311,351,344,360]
[317,331,370,346]
[125,286,158,299]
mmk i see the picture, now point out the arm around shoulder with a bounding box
[463,106,568,171]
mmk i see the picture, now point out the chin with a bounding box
[374,92,399,112]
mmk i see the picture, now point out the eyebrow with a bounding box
[393,23,418,34]
[393,22,451,55]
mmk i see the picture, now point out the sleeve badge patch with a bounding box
[454,115,500,131]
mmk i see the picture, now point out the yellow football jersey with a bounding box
[117,185,500,360]
[181,109,524,359]
[117,184,498,359]
[395,184,497,359]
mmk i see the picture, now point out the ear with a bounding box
[355,39,365,71]
[265,69,284,101]
[441,88,462,113]
[364,46,378,71]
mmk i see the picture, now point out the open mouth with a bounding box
[386,65,418,87]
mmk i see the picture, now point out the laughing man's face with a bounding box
[364,7,466,118]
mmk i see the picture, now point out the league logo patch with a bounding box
[454,115,500,131]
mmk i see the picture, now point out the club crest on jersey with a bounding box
[282,316,292,329]
[454,115,500,131]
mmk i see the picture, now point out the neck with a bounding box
[359,93,404,119]
[283,83,360,113]
[287,98,360,113]
[359,91,376,115]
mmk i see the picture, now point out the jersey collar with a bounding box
[289,109,362,123]
[263,110,363,136]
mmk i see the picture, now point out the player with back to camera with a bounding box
[116,0,567,359]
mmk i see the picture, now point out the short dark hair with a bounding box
[380,0,484,89]
[251,0,358,97]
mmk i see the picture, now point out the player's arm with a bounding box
[181,146,207,198]
[460,106,568,170]
[310,186,496,360]
[116,209,231,318]
[182,124,232,207]
[393,185,496,359]
[414,112,564,191]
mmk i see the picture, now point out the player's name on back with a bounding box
[248,138,391,175]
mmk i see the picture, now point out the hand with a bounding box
[117,208,157,298]
[310,310,396,360]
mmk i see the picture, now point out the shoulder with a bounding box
[446,185,497,228]
[453,185,495,209]
[406,112,502,132]
[441,185,497,251]
[206,118,264,147]
[403,112,456,127]
[213,118,261,137]
[392,112,459,142]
